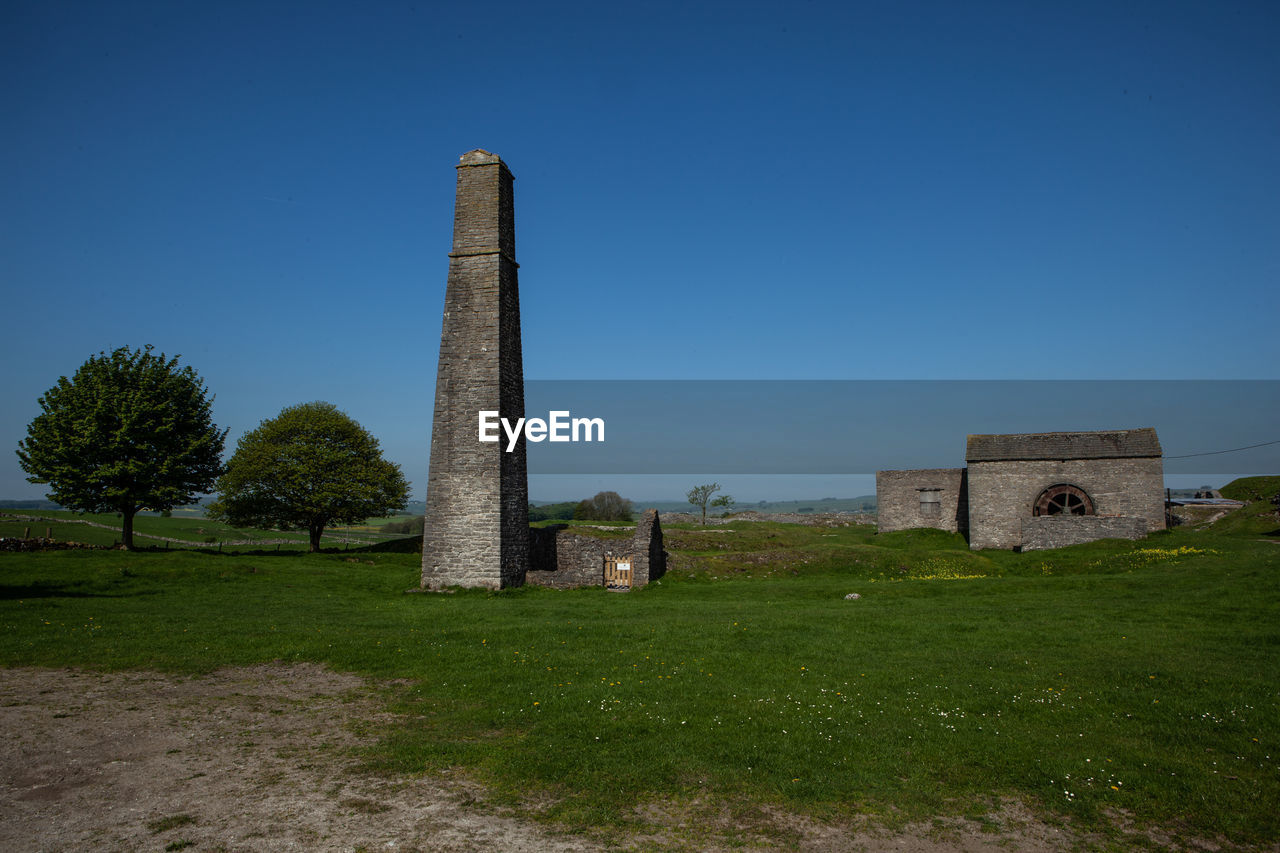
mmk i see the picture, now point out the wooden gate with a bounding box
[604,554,633,592]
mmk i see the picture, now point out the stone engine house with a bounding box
[877,428,1165,551]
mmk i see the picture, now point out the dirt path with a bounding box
[0,665,1101,852]
[0,665,598,852]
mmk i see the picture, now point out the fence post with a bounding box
[46,527,52,539]
[23,526,30,538]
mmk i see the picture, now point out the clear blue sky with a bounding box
[3,0,1277,503]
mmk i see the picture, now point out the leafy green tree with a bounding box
[16,346,226,550]
[208,402,409,552]
[572,491,633,522]
[686,482,721,525]
[711,493,736,516]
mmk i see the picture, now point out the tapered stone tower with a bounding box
[421,150,529,589]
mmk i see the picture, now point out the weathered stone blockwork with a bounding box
[1020,516,1148,551]
[877,428,1165,552]
[966,457,1164,550]
[421,151,529,589]
[875,468,968,534]
[527,510,667,590]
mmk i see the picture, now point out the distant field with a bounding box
[725,495,876,513]
[1,491,1277,849]
[555,495,879,516]
[0,509,419,551]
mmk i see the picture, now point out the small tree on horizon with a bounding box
[17,346,226,550]
[687,482,721,525]
[207,401,409,552]
[711,493,736,516]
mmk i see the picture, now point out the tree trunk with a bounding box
[309,523,324,552]
[121,505,136,550]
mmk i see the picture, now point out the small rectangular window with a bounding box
[918,488,942,518]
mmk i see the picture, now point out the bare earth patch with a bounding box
[1,665,1101,851]
[0,665,594,852]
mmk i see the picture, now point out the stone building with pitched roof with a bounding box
[877,428,1165,551]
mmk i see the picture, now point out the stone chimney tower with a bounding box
[421,150,529,589]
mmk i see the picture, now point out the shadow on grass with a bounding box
[155,539,421,556]
[352,537,421,554]
[0,581,163,600]
[119,545,313,558]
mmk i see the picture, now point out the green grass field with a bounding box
[1,493,1277,848]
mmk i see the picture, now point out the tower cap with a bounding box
[458,149,502,166]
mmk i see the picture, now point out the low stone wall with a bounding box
[1019,516,1148,552]
[526,509,666,589]
[0,537,108,552]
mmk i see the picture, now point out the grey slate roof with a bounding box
[966,428,1162,462]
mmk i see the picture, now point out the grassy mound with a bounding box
[1220,475,1280,504]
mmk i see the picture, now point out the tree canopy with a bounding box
[687,482,721,525]
[16,346,226,549]
[207,401,409,551]
[711,492,736,515]
[573,491,633,522]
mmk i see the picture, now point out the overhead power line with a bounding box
[1165,439,1280,460]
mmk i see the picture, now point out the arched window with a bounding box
[1033,484,1094,517]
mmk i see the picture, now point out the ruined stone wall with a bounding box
[527,510,666,590]
[876,469,968,534]
[526,527,611,588]
[1020,516,1148,551]
[421,151,529,589]
[966,458,1164,550]
[635,509,666,586]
